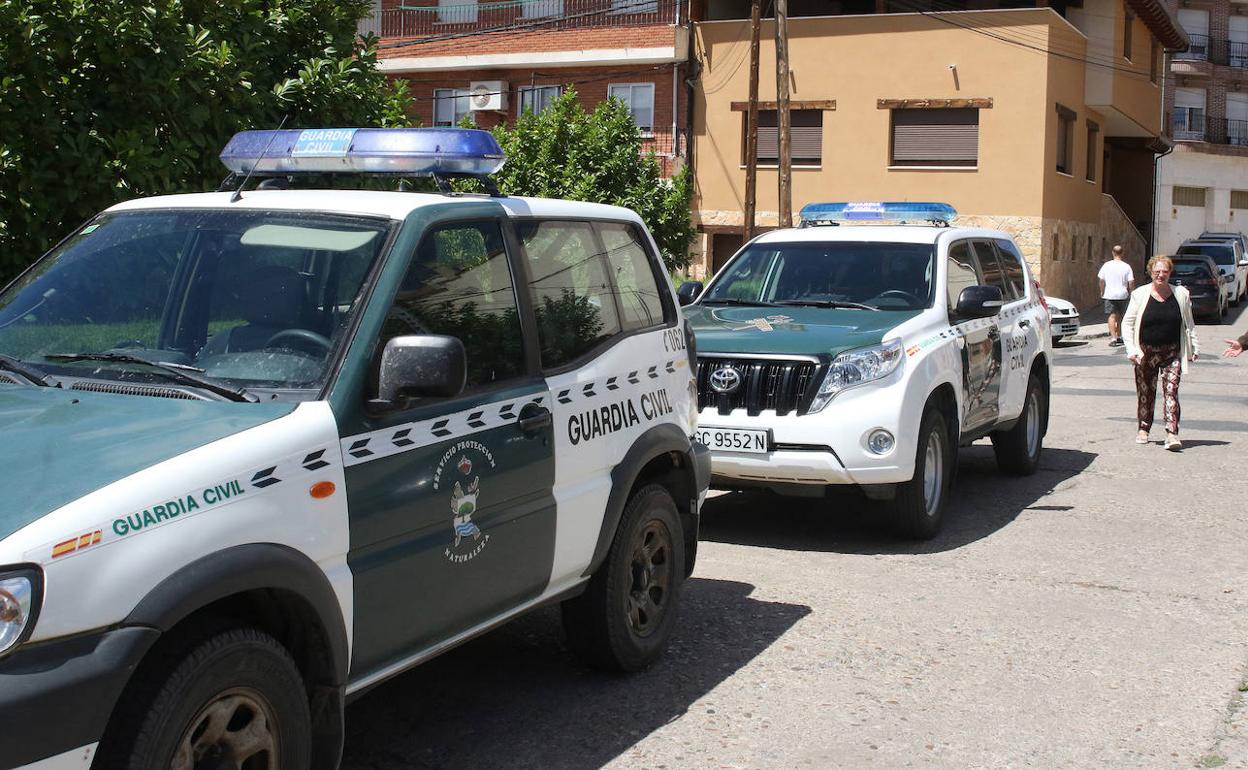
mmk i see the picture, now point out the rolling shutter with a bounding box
[890,108,978,166]
[751,110,823,164]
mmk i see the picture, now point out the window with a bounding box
[748,109,823,165]
[1056,104,1075,175]
[1176,9,1210,61]
[1123,6,1134,60]
[1230,16,1248,68]
[382,222,524,389]
[1173,88,1207,140]
[1051,233,1060,261]
[994,238,1028,298]
[1151,40,1160,83]
[890,108,978,167]
[437,0,478,23]
[612,0,658,13]
[433,88,472,127]
[607,83,656,134]
[597,222,666,331]
[1172,186,1207,207]
[1086,235,1094,263]
[1228,93,1248,146]
[972,241,1015,300]
[521,0,563,17]
[517,85,561,115]
[1231,190,1248,210]
[947,242,981,312]
[517,220,623,368]
[1086,120,1099,181]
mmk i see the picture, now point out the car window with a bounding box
[1178,243,1234,265]
[517,220,624,369]
[596,222,666,331]
[703,241,935,310]
[993,239,1028,298]
[946,241,981,312]
[379,221,525,390]
[1173,261,1213,279]
[971,240,1015,300]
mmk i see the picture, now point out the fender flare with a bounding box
[584,422,697,578]
[125,543,349,685]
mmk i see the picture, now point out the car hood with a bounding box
[0,385,294,542]
[685,304,919,357]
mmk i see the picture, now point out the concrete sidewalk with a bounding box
[1068,304,1112,341]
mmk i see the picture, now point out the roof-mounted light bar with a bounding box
[798,202,957,226]
[219,128,506,177]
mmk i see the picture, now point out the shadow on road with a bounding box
[699,446,1096,555]
[341,578,810,770]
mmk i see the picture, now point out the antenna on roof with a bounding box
[231,114,289,203]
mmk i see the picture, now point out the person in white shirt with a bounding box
[1098,244,1135,347]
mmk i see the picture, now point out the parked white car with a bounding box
[1046,296,1080,343]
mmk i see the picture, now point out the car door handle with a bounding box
[1018,319,1030,328]
[518,405,552,435]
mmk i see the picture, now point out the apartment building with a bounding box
[690,0,1185,305]
[361,0,692,174]
[1156,0,1248,252]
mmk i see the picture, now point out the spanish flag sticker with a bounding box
[52,530,102,559]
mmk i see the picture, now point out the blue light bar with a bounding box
[798,202,957,225]
[219,128,506,176]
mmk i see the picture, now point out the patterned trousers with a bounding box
[1134,343,1181,434]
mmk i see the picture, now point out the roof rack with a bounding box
[217,128,506,197]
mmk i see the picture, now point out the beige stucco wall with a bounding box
[1156,148,1248,253]
[694,10,1067,222]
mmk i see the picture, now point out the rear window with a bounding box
[1177,243,1234,265]
[1173,261,1213,279]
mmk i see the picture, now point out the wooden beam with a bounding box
[876,97,993,109]
[731,99,836,111]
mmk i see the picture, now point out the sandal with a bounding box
[1135,431,1149,444]
[1165,434,1182,451]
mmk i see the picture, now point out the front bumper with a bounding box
[1051,316,1080,337]
[2,626,160,768]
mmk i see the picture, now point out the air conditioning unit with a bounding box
[469,81,509,112]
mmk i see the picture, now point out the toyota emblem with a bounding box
[709,366,742,394]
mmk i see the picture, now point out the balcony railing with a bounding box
[371,0,678,40]
[1172,34,1248,68]
[1172,109,1206,141]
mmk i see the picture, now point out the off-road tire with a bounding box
[562,483,685,672]
[95,626,311,770]
[890,408,951,540]
[991,373,1046,475]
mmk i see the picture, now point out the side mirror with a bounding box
[955,285,1004,320]
[372,335,466,409]
[675,281,703,306]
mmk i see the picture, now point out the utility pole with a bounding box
[775,0,792,228]
[743,0,761,242]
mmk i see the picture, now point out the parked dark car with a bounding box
[1177,239,1247,306]
[1170,255,1226,322]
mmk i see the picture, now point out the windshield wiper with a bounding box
[0,353,60,387]
[775,299,880,311]
[700,298,780,307]
[44,352,258,403]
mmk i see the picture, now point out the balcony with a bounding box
[1171,34,1248,68]
[371,0,678,40]
[1172,109,1206,141]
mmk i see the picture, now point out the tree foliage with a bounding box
[491,89,694,271]
[0,0,411,284]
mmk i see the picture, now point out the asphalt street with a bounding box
[341,306,1248,770]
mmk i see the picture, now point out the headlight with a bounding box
[0,568,42,658]
[809,339,904,413]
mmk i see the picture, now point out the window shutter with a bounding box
[890,108,978,166]
[790,126,822,161]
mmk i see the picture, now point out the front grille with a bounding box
[696,357,822,416]
[0,372,21,384]
[70,381,203,400]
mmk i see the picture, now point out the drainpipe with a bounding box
[1151,141,1174,257]
[672,65,679,159]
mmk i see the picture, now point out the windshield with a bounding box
[703,241,935,310]
[0,209,393,395]
[1177,243,1234,265]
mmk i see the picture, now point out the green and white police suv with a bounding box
[0,128,709,770]
[675,202,1050,539]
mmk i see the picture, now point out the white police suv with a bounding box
[0,128,708,770]
[676,202,1050,539]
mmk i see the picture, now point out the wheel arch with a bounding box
[587,423,700,580]
[1029,352,1051,436]
[115,543,349,770]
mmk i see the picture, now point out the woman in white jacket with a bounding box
[1121,255,1200,450]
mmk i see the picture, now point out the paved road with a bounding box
[342,307,1248,769]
